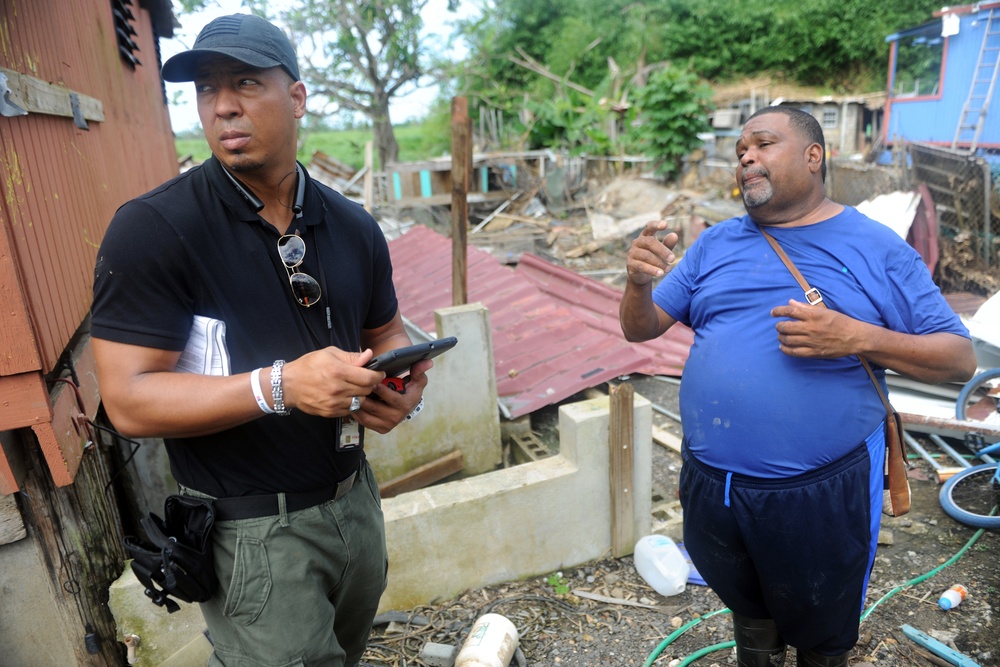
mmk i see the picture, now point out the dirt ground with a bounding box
[363,375,998,667]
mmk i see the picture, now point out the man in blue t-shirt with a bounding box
[620,107,976,667]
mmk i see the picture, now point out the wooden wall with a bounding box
[0,0,178,492]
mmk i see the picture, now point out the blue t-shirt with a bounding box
[653,207,968,477]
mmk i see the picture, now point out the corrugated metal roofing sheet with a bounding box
[387,225,692,418]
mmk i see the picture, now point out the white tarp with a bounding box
[964,291,1000,369]
[856,191,921,240]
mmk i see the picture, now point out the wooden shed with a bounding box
[0,1,179,664]
[885,3,1000,152]
[1,0,177,491]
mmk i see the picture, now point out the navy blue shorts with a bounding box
[679,430,884,654]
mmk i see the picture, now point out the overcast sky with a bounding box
[162,0,478,133]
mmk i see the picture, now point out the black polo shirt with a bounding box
[92,157,398,496]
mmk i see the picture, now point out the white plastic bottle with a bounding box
[633,534,691,596]
[938,584,967,610]
[455,613,519,667]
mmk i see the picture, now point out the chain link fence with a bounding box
[909,144,996,268]
[828,144,999,296]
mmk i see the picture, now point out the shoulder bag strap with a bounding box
[758,227,895,418]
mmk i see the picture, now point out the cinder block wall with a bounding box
[365,303,503,481]
[378,394,652,612]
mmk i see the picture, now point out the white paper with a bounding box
[176,315,231,376]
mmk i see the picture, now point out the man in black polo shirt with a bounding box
[92,14,430,666]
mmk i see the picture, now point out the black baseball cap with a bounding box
[161,14,300,82]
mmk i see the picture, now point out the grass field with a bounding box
[174,122,449,171]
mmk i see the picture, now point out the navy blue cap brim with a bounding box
[161,47,296,82]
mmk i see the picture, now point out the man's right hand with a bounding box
[619,220,679,343]
[280,347,382,418]
[626,220,679,287]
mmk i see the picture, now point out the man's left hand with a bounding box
[770,299,862,358]
[354,359,433,433]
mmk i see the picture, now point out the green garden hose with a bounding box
[642,527,987,665]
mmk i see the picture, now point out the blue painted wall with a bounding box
[886,5,1000,150]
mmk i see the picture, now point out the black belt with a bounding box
[211,467,361,521]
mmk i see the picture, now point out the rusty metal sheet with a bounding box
[387,225,691,418]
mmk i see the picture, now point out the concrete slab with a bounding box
[0,536,76,667]
[378,394,652,612]
[366,303,503,482]
[108,565,210,667]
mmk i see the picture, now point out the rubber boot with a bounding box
[796,648,850,667]
[732,613,787,667]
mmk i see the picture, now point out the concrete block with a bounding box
[0,537,76,667]
[367,304,502,483]
[108,564,209,667]
[379,394,652,612]
[419,641,457,667]
[500,414,532,441]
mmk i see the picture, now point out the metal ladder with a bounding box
[953,6,1000,152]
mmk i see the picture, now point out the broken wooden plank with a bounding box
[0,67,104,121]
[571,589,690,615]
[609,383,635,558]
[571,589,657,609]
[652,425,682,454]
[451,97,471,306]
[0,492,26,545]
[565,240,605,258]
[378,450,464,498]
[471,193,519,233]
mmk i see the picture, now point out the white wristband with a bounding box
[250,368,275,414]
[404,396,425,421]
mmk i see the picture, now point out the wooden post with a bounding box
[450,97,470,306]
[609,383,635,558]
[19,430,128,666]
[363,141,374,213]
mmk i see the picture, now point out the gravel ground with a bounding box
[363,374,999,667]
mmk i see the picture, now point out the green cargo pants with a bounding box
[191,462,388,667]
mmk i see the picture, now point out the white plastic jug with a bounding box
[455,613,519,667]
[633,534,690,596]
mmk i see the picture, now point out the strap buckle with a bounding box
[804,287,824,306]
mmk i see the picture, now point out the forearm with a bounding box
[858,329,977,385]
[102,370,266,439]
[620,281,674,342]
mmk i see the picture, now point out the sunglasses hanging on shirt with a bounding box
[277,234,322,307]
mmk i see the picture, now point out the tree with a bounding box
[173,0,456,168]
[626,66,713,179]
[457,0,944,105]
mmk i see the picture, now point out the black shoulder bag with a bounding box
[123,494,219,613]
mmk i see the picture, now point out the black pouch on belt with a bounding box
[123,494,218,613]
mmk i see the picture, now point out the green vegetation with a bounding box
[626,67,714,177]
[458,0,941,97]
[546,572,570,595]
[172,0,944,176]
[174,122,446,171]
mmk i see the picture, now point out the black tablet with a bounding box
[365,337,458,377]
